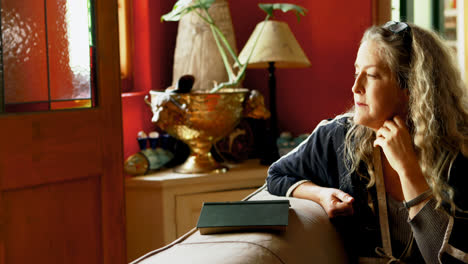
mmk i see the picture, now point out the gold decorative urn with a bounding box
[145,88,269,174]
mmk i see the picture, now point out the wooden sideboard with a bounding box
[125,159,269,262]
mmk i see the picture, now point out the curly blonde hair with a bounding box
[344,23,468,213]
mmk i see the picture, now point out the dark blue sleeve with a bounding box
[266,118,347,196]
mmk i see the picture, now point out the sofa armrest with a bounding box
[132,185,348,264]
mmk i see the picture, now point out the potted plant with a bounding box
[162,0,307,92]
[145,1,307,173]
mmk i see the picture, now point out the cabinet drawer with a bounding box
[175,188,258,237]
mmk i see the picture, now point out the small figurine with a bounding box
[141,131,174,171]
[124,131,175,176]
[123,152,149,176]
[276,132,310,157]
[243,90,271,119]
[137,131,148,150]
[148,131,160,149]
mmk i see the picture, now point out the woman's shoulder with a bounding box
[301,114,352,152]
[313,113,353,134]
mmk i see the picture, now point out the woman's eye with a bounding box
[367,73,377,78]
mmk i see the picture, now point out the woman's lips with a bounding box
[355,102,367,107]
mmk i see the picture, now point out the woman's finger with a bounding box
[334,190,354,203]
[376,128,390,139]
[374,138,384,148]
[331,201,354,217]
[383,120,398,132]
[393,115,406,129]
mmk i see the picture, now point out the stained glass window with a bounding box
[0,0,96,113]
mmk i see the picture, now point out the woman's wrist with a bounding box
[407,195,432,219]
[398,165,432,218]
[403,189,433,209]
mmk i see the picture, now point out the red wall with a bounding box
[121,1,177,160]
[122,0,373,159]
[230,0,372,135]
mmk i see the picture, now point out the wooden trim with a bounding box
[372,0,391,25]
[118,0,134,80]
[95,0,126,263]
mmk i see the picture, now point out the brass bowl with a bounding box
[146,88,268,174]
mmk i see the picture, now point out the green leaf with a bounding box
[161,0,215,22]
[161,0,192,21]
[198,0,216,9]
[258,3,307,22]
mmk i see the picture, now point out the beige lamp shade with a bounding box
[238,20,311,69]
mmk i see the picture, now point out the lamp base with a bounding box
[259,127,280,165]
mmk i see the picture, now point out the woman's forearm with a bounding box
[398,164,431,219]
[291,181,324,204]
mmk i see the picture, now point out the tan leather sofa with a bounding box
[131,185,348,264]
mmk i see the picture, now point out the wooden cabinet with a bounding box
[125,160,268,262]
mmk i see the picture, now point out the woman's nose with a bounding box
[352,74,364,94]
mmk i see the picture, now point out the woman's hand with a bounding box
[373,116,419,176]
[317,187,355,218]
[373,116,430,218]
[292,182,354,218]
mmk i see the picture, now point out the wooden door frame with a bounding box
[94,0,126,263]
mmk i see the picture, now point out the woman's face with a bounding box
[352,40,408,131]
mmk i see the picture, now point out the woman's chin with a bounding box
[354,116,381,131]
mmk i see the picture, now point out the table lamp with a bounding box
[238,20,311,164]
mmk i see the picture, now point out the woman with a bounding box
[267,21,468,263]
